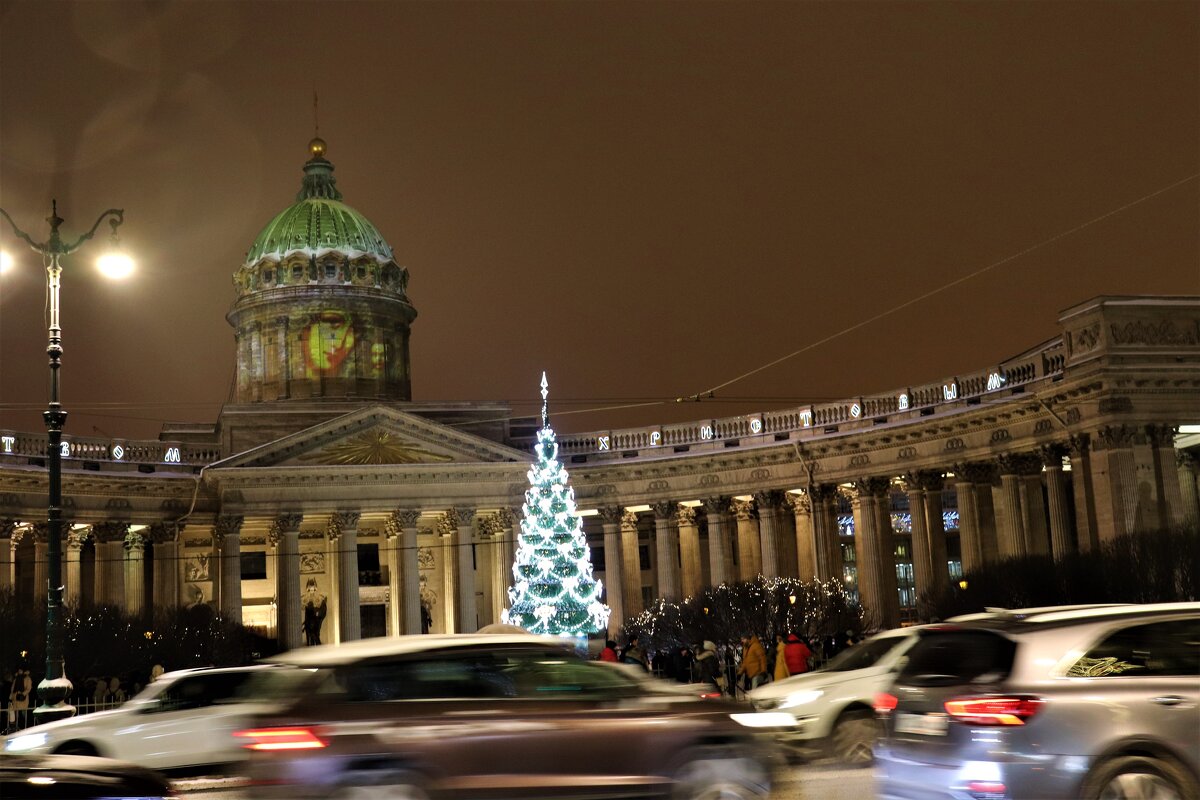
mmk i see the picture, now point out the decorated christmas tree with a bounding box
[503,373,610,636]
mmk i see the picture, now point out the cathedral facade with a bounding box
[2,141,1199,645]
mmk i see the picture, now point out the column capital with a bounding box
[389,509,422,533]
[1178,449,1200,471]
[0,520,16,538]
[597,506,624,525]
[147,522,179,544]
[752,489,784,510]
[67,527,89,549]
[620,510,639,530]
[1096,424,1138,450]
[93,520,131,543]
[498,507,519,529]
[952,461,998,485]
[332,511,361,531]
[996,452,1042,476]
[732,498,757,521]
[651,501,676,520]
[852,477,891,498]
[810,483,840,502]
[449,507,476,531]
[215,515,244,538]
[701,496,730,515]
[676,505,696,526]
[1144,423,1178,447]
[435,515,455,538]
[785,491,811,514]
[1039,443,1069,468]
[124,529,146,551]
[477,515,503,539]
[274,513,304,535]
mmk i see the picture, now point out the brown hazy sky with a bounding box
[1,0,1198,443]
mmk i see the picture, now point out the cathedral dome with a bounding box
[244,139,394,265]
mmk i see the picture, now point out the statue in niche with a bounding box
[302,578,328,646]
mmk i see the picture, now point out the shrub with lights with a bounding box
[502,373,610,636]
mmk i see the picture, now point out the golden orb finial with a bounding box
[308,137,327,158]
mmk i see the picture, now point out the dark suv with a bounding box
[875,602,1200,800]
[237,634,778,799]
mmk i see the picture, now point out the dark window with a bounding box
[152,672,254,713]
[360,605,387,639]
[1068,618,1200,678]
[638,544,651,571]
[262,270,273,284]
[511,657,638,699]
[898,631,1016,686]
[358,543,382,586]
[240,551,267,580]
[591,543,605,573]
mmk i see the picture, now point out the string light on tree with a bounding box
[503,372,610,636]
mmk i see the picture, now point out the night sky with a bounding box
[1,1,1197,443]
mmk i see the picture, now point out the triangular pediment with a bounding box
[211,405,530,469]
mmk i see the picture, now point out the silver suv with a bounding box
[875,602,1200,800]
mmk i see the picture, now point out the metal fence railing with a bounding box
[4,699,124,734]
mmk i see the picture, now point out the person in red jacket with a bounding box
[784,633,813,675]
[599,640,620,662]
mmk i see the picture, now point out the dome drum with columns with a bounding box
[1,138,1198,651]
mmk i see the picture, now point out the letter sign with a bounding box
[898,393,910,410]
[111,444,125,460]
[60,442,70,458]
[650,431,662,446]
[597,436,610,451]
[164,447,181,463]
[850,403,862,419]
[749,418,763,434]
[943,382,959,401]
[986,371,1005,391]
[700,425,714,440]
[1,435,13,453]
[799,410,813,427]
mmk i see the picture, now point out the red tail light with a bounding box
[699,691,723,699]
[235,727,328,750]
[944,696,1043,726]
[873,692,899,715]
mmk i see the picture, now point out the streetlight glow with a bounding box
[97,250,134,279]
[0,250,11,273]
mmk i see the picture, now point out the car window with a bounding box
[1067,617,1200,678]
[897,630,1016,686]
[151,672,254,713]
[331,653,519,701]
[509,657,640,699]
[235,667,315,702]
[820,636,908,672]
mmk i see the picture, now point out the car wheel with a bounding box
[53,741,99,757]
[671,754,770,800]
[830,711,875,766]
[331,772,430,800]
[1085,755,1198,800]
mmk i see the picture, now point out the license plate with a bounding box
[894,711,949,736]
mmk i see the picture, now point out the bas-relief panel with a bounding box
[300,550,326,574]
[184,554,210,582]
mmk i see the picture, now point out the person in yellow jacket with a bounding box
[736,633,769,691]
[773,634,790,681]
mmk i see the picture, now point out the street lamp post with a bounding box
[0,201,128,723]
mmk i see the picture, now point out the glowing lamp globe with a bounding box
[96,251,134,279]
[0,251,12,273]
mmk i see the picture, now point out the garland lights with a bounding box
[502,373,610,636]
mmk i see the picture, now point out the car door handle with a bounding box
[1151,696,1186,707]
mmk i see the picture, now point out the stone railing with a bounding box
[555,338,1066,460]
[0,429,217,470]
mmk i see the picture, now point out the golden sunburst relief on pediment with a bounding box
[299,430,456,465]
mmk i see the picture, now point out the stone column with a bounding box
[812,485,843,581]
[995,455,1028,559]
[1020,474,1050,557]
[31,523,49,602]
[149,523,180,611]
[93,521,128,608]
[732,499,761,579]
[1147,425,1185,528]
[953,466,983,574]
[451,507,477,633]
[0,520,14,592]
[651,502,681,600]
[386,509,421,635]
[598,507,625,633]
[850,480,891,629]
[620,511,643,616]
[873,483,900,625]
[676,505,702,598]
[275,316,291,399]
[902,476,933,612]
[331,511,362,642]
[437,515,456,633]
[753,490,783,579]
[124,528,147,616]
[1067,434,1100,552]
[497,508,519,624]
[1041,445,1075,560]
[702,498,733,586]
[65,527,87,606]
[272,514,303,650]
[921,472,948,595]
[788,492,817,579]
[977,473,1000,564]
[216,515,243,622]
[1093,425,1140,539]
[1178,451,1200,530]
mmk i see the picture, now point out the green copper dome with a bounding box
[245,141,394,265]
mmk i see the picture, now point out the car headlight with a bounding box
[731,712,797,728]
[5,732,48,752]
[778,690,823,709]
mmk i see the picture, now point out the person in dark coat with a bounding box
[695,641,721,689]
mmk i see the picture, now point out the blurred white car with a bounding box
[3,665,280,773]
[748,628,920,765]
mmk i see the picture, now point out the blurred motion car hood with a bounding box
[747,669,859,701]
